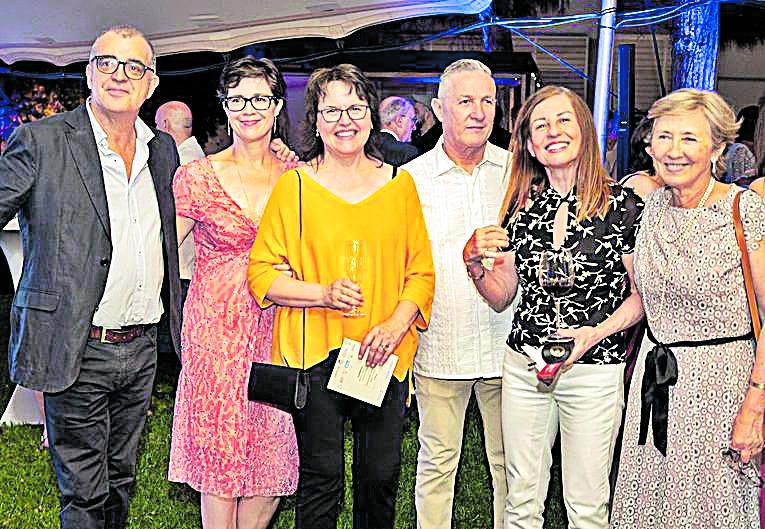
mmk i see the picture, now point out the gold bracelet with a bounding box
[750,379,765,390]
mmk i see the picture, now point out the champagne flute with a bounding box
[343,240,365,318]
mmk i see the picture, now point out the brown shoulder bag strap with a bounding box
[733,190,762,339]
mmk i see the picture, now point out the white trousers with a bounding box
[414,374,507,529]
[502,350,624,529]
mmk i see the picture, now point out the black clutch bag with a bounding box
[248,360,309,412]
[247,170,310,413]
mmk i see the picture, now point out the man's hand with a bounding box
[463,225,509,266]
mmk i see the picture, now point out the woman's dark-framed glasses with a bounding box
[91,55,154,80]
[221,95,279,112]
[318,105,369,123]
[722,448,765,487]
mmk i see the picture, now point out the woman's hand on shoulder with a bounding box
[321,278,363,311]
[270,138,300,166]
[622,171,662,200]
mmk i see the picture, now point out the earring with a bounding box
[711,158,718,178]
[315,129,319,138]
[273,119,277,136]
[227,121,232,137]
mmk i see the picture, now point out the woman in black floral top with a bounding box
[462,86,644,528]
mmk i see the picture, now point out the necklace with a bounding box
[657,176,715,244]
[644,177,715,325]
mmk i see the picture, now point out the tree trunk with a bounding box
[671,0,720,91]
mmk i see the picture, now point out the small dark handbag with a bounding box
[248,171,310,412]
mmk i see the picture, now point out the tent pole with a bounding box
[593,0,617,161]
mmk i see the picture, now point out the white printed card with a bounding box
[327,338,398,406]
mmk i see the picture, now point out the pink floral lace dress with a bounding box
[168,157,298,497]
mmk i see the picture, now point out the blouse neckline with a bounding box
[297,167,398,207]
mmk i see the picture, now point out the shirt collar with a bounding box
[86,97,155,152]
[380,128,401,141]
[178,136,199,150]
[432,135,506,177]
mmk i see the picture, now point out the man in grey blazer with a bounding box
[0,25,181,529]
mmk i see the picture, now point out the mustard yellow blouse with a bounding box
[248,168,435,381]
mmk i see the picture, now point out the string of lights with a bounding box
[0,0,759,81]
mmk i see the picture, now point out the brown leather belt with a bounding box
[89,324,151,344]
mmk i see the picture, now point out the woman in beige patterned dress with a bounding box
[611,89,765,528]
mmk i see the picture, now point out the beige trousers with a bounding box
[501,350,625,529]
[414,374,506,529]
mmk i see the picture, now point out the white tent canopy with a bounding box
[0,0,490,66]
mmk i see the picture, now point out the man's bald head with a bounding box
[155,101,193,145]
[379,96,417,142]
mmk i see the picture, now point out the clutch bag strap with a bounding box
[297,169,306,371]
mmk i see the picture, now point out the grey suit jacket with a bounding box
[0,105,182,392]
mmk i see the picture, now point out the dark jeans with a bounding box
[293,352,408,529]
[44,326,158,529]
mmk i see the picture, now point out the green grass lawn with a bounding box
[0,354,567,529]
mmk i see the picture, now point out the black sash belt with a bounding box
[638,326,753,456]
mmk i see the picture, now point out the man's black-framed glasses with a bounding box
[318,105,369,123]
[91,55,154,80]
[722,448,765,487]
[221,95,280,112]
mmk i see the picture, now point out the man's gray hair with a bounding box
[379,96,415,126]
[438,59,493,98]
[89,25,156,69]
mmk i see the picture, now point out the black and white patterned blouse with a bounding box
[503,182,643,364]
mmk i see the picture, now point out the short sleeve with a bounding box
[617,186,644,254]
[172,159,208,222]
[740,190,765,253]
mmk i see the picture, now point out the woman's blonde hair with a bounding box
[499,86,611,224]
[646,88,739,176]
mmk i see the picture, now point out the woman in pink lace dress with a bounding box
[169,57,298,529]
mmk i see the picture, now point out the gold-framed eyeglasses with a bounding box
[722,448,765,487]
[318,105,369,123]
[90,55,154,80]
[220,95,280,112]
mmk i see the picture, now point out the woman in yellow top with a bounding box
[247,64,434,529]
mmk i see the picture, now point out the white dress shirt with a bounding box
[175,136,205,280]
[404,137,514,379]
[87,101,164,328]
